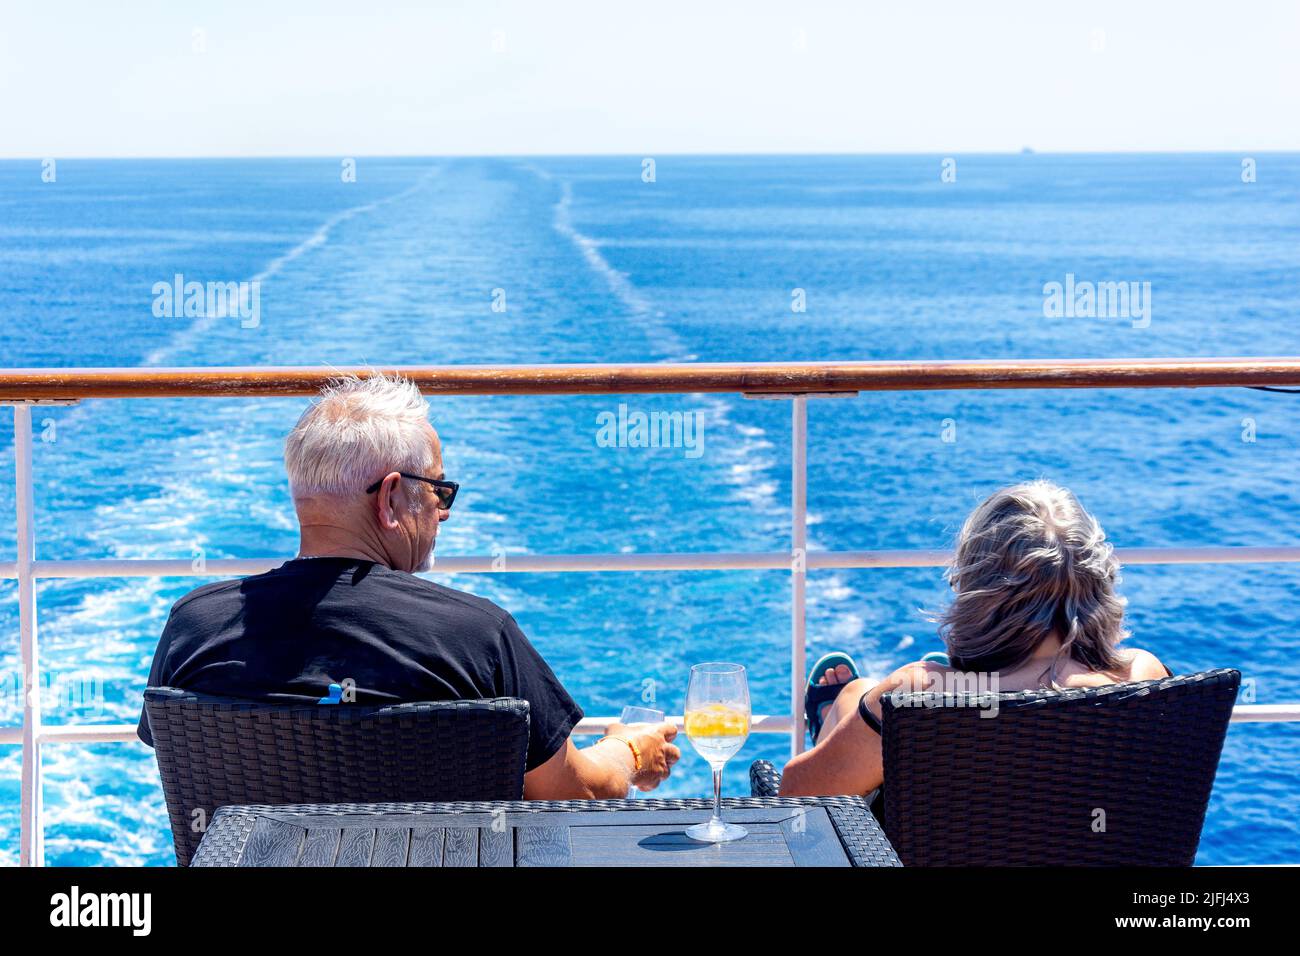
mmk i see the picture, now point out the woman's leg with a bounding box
[815,674,874,745]
[782,674,883,796]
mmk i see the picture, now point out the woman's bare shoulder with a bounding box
[872,660,954,696]
[1116,646,1169,681]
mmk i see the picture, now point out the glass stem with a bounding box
[711,765,724,825]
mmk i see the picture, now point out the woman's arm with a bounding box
[780,663,935,797]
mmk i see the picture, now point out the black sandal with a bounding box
[804,651,860,742]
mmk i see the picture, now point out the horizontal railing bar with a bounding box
[1,357,1300,400]
[3,546,1300,581]
[2,703,1297,746]
[572,715,790,735]
[815,546,1300,569]
[1223,704,1300,723]
[10,554,793,579]
[0,724,148,744]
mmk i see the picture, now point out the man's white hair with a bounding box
[285,373,433,499]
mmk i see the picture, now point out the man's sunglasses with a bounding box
[365,473,459,511]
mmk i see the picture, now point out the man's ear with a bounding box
[374,472,403,529]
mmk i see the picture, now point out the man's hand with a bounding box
[604,721,681,791]
[524,721,682,800]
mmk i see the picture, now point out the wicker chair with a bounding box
[144,687,530,865]
[751,668,1240,865]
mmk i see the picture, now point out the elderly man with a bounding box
[137,373,679,799]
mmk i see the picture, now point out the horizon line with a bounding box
[3,148,1297,162]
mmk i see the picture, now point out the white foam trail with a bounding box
[551,181,661,319]
[525,165,795,542]
[143,166,442,366]
[523,165,704,364]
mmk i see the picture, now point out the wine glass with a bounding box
[684,662,751,842]
[619,705,666,798]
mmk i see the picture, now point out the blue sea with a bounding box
[1,155,1298,865]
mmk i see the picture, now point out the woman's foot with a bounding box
[804,652,861,744]
[814,664,855,725]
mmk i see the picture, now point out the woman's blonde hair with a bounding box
[935,480,1128,681]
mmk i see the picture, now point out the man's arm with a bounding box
[523,721,680,800]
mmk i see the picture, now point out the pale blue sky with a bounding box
[2,0,1297,157]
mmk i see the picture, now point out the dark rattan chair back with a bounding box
[879,668,1240,865]
[144,688,530,865]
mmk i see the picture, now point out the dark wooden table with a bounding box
[191,797,901,867]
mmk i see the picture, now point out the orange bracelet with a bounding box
[598,734,642,771]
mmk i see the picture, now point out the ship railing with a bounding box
[3,357,1300,866]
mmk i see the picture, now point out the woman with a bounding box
[780,479,1170,797]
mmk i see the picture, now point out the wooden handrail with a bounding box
[1,357,1299,400]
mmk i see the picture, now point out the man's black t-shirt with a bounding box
[136,557,583,771]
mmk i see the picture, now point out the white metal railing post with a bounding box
[13,404,42,866]
[791,396,808,757]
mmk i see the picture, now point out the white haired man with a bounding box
[137,374,680,799]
